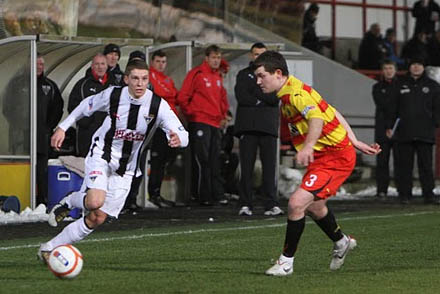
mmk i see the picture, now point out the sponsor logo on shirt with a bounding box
[301,105,315,117]
[422,87,430,93]
[89,170,103,176]
[113,129,145,141]
[89,87,97,93]
[88,98,94,110]
[288,123,300,136]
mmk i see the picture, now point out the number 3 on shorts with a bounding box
[305,174,318,187]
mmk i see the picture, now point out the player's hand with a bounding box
[168,131,181,148]
[51,127,65,151]
[295,146,314,166]
[353,140,381,155]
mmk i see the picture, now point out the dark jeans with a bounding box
[238,132,278,210]
[189,122,224,203]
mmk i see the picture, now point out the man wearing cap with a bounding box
[103,43,124,86]
[387,57,440,204]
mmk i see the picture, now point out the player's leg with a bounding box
[307,200,357,270]
[38,188,107,263]
[306,146,357,270]
[49,156,110,227]
[265,188,314,276]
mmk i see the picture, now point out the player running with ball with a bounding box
[38,60,188,262]
[253,51,381,276]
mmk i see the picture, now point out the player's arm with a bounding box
[334,109,381,155]
[157,100,189,148]
[296,117,323,166]
[51,89,110,150]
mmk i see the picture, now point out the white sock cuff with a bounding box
[335,234,349,247]
[280,254,294,264]
[66,191,86,210]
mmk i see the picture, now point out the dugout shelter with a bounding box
[0,36,321,211]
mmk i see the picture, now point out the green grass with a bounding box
[1,208,439,294]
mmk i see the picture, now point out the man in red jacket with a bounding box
[148,50,180,206]
[178,45,230,205]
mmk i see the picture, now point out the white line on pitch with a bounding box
[0,211,437,252]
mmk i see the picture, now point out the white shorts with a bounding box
[81,156,133,218]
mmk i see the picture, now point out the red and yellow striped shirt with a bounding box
[277,76,349,151]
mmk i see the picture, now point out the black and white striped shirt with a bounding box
[59,86,188,177]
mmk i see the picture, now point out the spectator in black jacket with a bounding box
[372,60,399,199]
[358,23,387,70]
[36,53,64,206]
[387,57,440,204]
[412,0,440,37]
[103,43,124,86]
[302,3,321,53]
[68,53,112,157]
[401,31,429,66]
[234,43,282,216]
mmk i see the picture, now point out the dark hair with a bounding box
[250,42,266,52]
[124,60,149,75]
[152,50,166,60]
[385,28,395,36]
[381,59,396,68]
[128,50,146,62]
[205,44,221,56]
[308,3,319,13]
[254,50,289,76]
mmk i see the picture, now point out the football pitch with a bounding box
[0,204,439,294]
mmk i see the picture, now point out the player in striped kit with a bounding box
[38,60,188,262]
[253,51,381,276]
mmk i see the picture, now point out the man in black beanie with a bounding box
[128,50,146,62]
[387,56,440,204]
[103,43,124,86]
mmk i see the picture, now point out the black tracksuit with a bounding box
[412,0,440,36]
[234,63,280,210]
[372,77,399,195]
[68,70,113,157]
[36,74,64,205]
[388,73,440,200]
[108,64,125,86]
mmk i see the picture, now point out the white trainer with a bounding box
[238,206,252,216]
[264,206,284,216]
[265,255,294,276]
[330,235,357,270]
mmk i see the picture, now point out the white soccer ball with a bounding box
[47,245,83,279]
